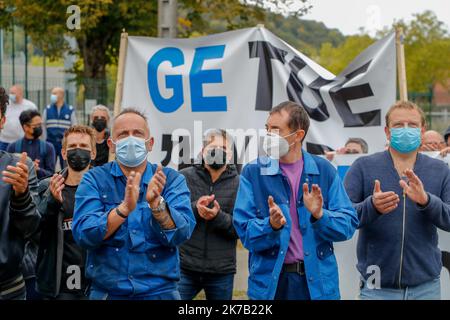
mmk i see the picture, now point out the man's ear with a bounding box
[61,148,67,161]
[226,150,233,163]
[90,148,97,160]
[297,130,306,143]
[107,137,115,154]
[384,126,391,141]
[147,136,154,152]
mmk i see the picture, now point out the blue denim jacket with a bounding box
[72,161,196,297]
[233,151,358,300]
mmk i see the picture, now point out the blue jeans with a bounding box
[359,277,441,300]
[274,270,311,300]
[0,141,9,151]
[89,286,181,300]
[178,270,234,300]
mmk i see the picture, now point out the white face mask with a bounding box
[263,131,297,159]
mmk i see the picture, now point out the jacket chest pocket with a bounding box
[317,241,338,281]
[99,187,123,210]
[317,242,334,260]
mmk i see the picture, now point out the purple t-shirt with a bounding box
[280,159,304,263]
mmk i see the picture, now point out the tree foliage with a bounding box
[317,35,374,75]
[0,0,157,99]
[178,0,311,37]
[393,11,450,93]
[317,11,450,93]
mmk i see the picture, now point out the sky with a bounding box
[300,0,450,36]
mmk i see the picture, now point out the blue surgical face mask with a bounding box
[113,135,149,168]
[390,127,421,153]
[50,94,57,104]
[9,94,16,103]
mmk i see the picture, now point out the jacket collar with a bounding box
[193,162,238,179]
[260,149,319,176]
[110,160,154,185]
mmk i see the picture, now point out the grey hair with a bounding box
[203,128,234,149]
[91,104,112,119]
[345,137,369,153]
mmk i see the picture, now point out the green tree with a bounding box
[178,0,311,37]
[317,10,450,94]
[1,0,311,101]
[317,34,374,75]
[393,11,450,93]
[0,0,158,101]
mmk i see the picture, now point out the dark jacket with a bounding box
[0,151,40,284]
[344,151,450,289]
[35,168,67,297]
[92,130,110,167]
[7,138,56,179]
[179,163,240,274]
[35,168,87,298]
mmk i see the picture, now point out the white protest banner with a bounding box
[421,151,450,167]
[120,27,396,168]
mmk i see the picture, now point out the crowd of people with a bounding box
[0,84,450,301]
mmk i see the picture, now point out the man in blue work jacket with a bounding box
[72,108,196,300]
[43,87,77,169]
[233,101,358,300]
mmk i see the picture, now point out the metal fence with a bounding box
[0,75,113,126]
[410,91,450,134]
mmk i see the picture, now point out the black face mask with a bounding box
[32,126,42,139]
[204,148,227,170]
[67,148,91,172]
[92,118,107,132]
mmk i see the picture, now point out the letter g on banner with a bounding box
[148,45,227,113]
[148,47,184,113]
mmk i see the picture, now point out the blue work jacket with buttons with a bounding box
[72,161,196,297]
[233,151,358,300]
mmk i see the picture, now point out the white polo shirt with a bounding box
[0,98,37,143]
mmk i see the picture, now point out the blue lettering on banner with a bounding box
[148,47,184,113]
[190,45,227,112]
[147,45,227,113]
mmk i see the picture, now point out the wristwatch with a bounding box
[150,196,166,213]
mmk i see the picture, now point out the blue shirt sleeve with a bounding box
[233,170,281,253]
[148,171,196,247]
[416,164,450,231]
[311,173,359,242]
[344,159,382,228]
[72,171,109,250]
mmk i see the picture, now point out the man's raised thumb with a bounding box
[373,179,381,194]
[268,195,275,208]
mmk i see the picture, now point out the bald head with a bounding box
[111,109,150,139]
[421,130,446,151]
[108,108,153,157]
[51,87,65,104]
[10,84,24,104]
